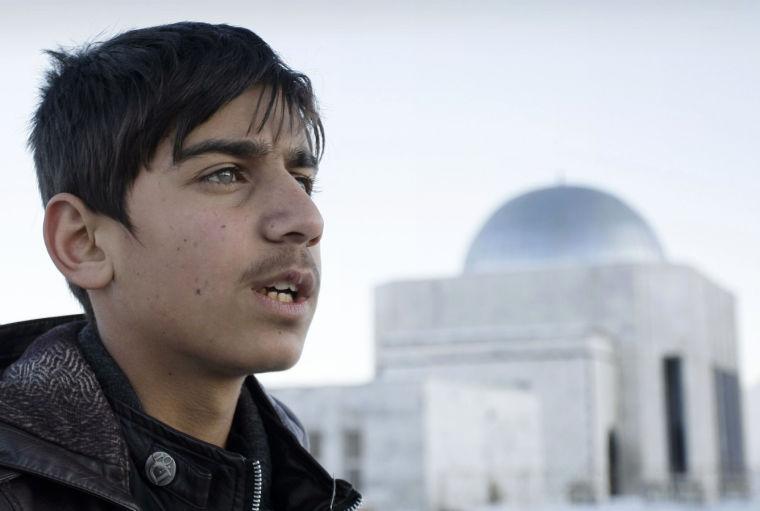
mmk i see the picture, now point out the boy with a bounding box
[0,21,362,511]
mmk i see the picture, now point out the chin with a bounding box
[250,356,301,374]
[247,334,305,374]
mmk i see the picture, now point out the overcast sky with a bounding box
[1,0,759,388]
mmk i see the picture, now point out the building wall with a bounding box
[273,379,545,511]
[271,383,427,511]
[631,264,741,501]
[422,380,543,510]
[375,262,742,503]
[369,333,616,504]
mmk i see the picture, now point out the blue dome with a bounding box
[464,185,665,273]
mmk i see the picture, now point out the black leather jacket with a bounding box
[0,316,361,511]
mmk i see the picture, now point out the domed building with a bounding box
[273,185,746,511]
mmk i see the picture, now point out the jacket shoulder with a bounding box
[0,319,128,469]
[0,315,85,371]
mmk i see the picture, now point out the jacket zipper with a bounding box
[329,478,363,511]
[343,495,363,511]
[251,460,262,511]
[248,459,362,511]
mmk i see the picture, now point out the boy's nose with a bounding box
[259,173,323,248]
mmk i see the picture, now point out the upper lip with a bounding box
[251,268,316,301]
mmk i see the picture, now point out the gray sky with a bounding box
[1,0,759,387]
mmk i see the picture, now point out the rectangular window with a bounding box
[343,429,363,490]
[663,356,688,475]
[343,429,362,459]
[714,367,747,495]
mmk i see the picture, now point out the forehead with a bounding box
[182,86,310,149]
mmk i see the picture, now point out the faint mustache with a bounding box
[239,250,320,288]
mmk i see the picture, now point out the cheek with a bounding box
[171,223,239,279]
[124,216,239,298]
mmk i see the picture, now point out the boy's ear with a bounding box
[43,193,114,291]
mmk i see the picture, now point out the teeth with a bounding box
[259,289,295,303]
[269,281,298,292]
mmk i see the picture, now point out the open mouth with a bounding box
[251,269,315,307]
[255,282,299,304]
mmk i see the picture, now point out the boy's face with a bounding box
[103,87,323,376]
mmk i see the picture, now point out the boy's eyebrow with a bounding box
[174,138,318,173]
[287,148,319,173]
[175,138,271,163]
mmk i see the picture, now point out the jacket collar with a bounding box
[0,315,362,511]
[0,315,136,509]
[110,398,251,510]
[74,320,266,510]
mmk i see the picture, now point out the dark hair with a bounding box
[29,22,324,318]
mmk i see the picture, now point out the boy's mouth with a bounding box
[255,282,299,304]
[251,269,315,304]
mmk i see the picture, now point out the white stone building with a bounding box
[272,185,746,511]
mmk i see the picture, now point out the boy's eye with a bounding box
[295,175,316,196]
[203,167,244,185]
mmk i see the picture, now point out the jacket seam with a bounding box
[0,422,129,480]
[0,471,19,485]
[0,460,136,511]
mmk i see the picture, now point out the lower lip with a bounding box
[252,290,310,320]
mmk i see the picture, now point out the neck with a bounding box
[96,320,245,449]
